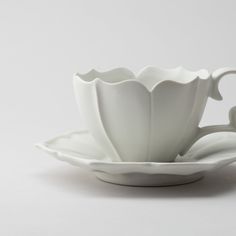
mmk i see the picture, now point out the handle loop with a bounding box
[180,68,236,155]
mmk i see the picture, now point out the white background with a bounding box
[1,0,236,235]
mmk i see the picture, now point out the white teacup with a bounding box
[73,66,236,162]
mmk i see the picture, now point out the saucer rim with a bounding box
[35,130,236,175]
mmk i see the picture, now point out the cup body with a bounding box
[74,67,211,162]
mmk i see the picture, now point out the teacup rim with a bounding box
[73,66,211,92]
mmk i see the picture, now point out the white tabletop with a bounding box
[2,143,236,236]
[1,0,236,235]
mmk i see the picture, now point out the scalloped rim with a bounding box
[35,130,236,175]
[74,66,210,92]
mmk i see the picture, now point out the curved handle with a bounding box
[180,68,236,156]
[210,67,236,100]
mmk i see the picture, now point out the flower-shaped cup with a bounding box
[74,66,236,162]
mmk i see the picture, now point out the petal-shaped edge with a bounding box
[74,67,136,83]
[35,131,236,176]
[74,66,210,93]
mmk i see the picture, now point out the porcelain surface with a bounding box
[74,66,236,162]
[36,130,236,186]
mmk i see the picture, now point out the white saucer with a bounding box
[36,130,236,186]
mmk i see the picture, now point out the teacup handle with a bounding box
[180,68,236,155]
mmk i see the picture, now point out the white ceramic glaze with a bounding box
[73,66,236,162]
[36,130,236,186]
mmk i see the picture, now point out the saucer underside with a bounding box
[95,172,204,187]
[36,130,236,187]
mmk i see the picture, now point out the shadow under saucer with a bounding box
[34,163,236,199]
